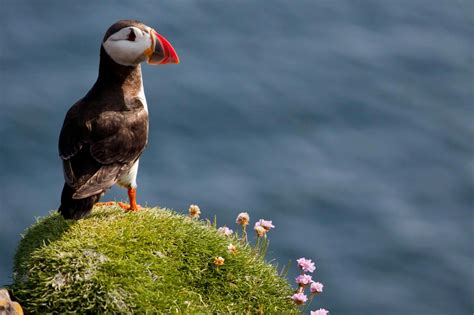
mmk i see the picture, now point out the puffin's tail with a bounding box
[58,183,101,220]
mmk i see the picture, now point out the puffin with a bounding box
[58,20,179,220]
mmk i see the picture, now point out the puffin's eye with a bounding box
[127,29,136,41]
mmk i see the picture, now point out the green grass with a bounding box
[10,206,296,314]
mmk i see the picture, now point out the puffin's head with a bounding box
[102,20,179,67]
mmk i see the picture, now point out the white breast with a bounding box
[136,80,148,113]
[118,159,140,189]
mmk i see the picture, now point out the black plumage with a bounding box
[58,21,149,219]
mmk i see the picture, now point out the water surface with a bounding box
[1,1,473,313]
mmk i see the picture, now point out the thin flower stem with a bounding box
[261,235,269,258]
[301,293,316,314]
[242,225,247,243]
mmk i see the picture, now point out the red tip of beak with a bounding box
[154,31,180,64]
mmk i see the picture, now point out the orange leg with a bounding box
[118,188,141,212]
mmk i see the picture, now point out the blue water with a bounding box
[1,1,473,313]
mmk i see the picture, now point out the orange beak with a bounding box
[146,30,180,65]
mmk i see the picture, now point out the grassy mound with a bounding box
[10,206,296,313]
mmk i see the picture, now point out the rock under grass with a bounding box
[10,206,296,313]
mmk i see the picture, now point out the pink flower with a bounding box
[254,225,267,237]
[213,256,225,266]
[236,212,250,226]
[188,204,201,218]
[291,293,307,305]
[311,308,329,315]
[227,243,237,254]
[310,281,324,294]
[255,219,275,231]
[296,257,316,273]
[295,274,313,286]
[217,226,233,236]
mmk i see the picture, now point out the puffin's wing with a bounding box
[89,108,148,164]
[59,100,148,197]
[72,163,126,199]
[59,104,89,161]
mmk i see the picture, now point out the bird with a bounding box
[58,20,179,220]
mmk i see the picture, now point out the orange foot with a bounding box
[95,201,116,207]
[118,188,141,212]
[118,202,142,212]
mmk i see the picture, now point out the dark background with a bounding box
[1,1,473,313]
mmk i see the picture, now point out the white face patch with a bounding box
[103,26,152,66]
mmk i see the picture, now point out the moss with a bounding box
[10,206,296,314]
